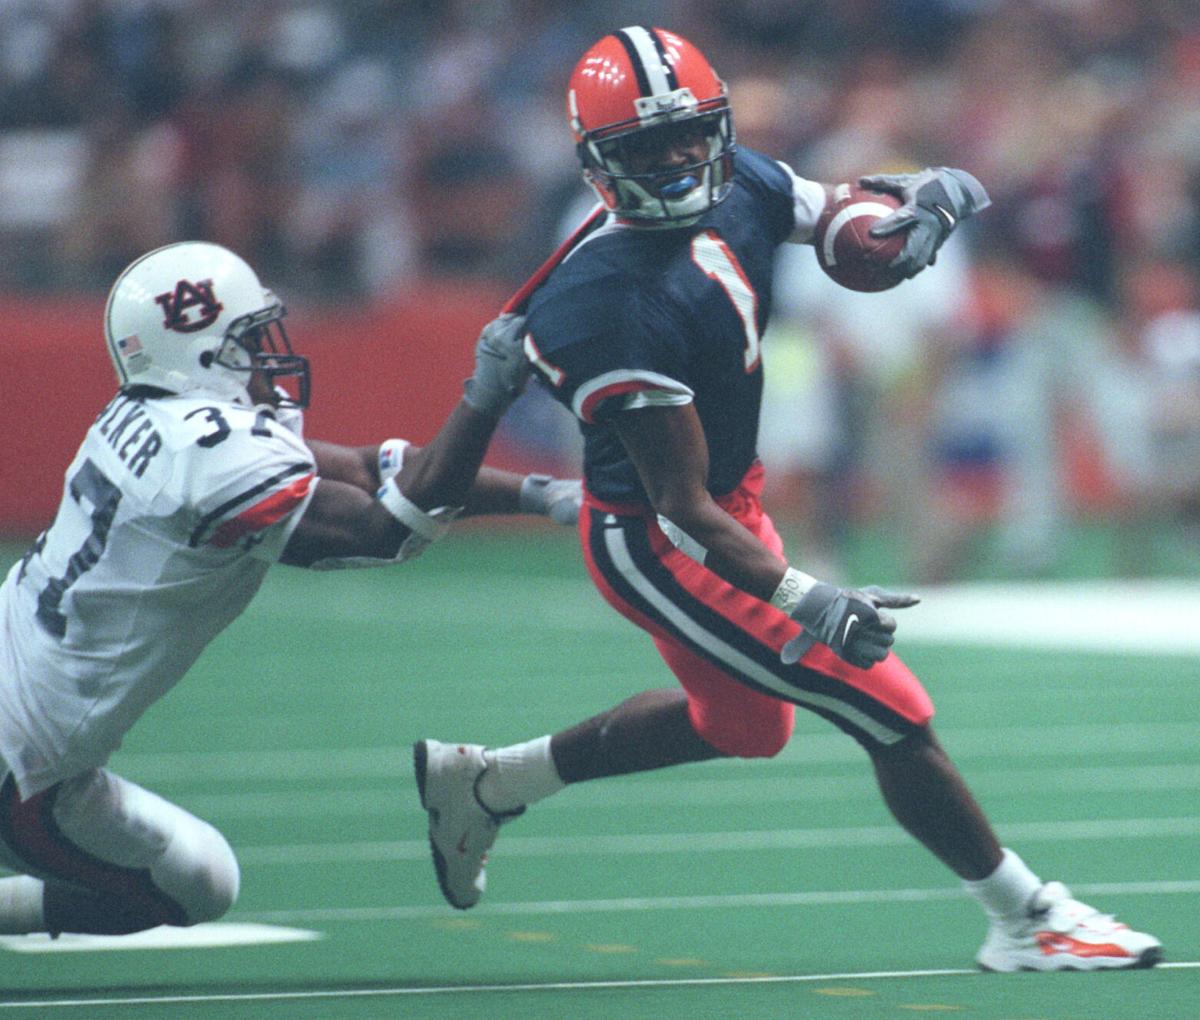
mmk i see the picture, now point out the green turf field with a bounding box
[0,529,1196,1018]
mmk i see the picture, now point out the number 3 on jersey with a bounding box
[691,230,761,372]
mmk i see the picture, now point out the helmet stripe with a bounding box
[615,26,678,96]
[614,29,652,96]
[645,28,680,91]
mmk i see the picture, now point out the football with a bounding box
[813,183,905,292]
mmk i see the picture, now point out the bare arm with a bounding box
[462,467,523,515]
[306,440,378,492]
[284,397,569,567]
[614,403,919,669]
[612,403,787,600]
[280,311,579,567]
[394,401,507,512]
[307,436,527,515]
[282,399,507,567]
[279,478,407,567]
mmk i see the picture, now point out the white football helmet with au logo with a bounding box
[103,241,310,407]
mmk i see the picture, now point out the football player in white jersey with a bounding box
[0,241,577,937]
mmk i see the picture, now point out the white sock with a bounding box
[963,848,1042,924]
[476,735,565,814]
[0,875,45,934]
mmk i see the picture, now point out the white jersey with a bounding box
[0,391,317,797]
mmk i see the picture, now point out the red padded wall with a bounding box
[0,281,508,535]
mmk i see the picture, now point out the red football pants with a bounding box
[580,461,933,756]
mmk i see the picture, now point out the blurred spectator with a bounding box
[1086,257,1200,574]
[917,259,1067,582]
[1,0,1196,303]
[286,57,416,297]
[766,200,976,584]
[3,0,1200,579]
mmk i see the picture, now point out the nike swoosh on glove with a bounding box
[782,583,920,668]
[858,168,991,278]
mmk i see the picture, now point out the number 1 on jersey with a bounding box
[691,230,761,372]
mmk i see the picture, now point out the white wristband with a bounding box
[309,475,461,570]
[377,477,458,543]
[377,438,410,484]
[769,566,818,616]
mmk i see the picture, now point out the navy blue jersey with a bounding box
[526,148,805,505]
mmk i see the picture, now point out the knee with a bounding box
[869,723,945,767]
[155,819,240,924]
[184,849,239,925]
[692,702,794,759]
[49,770,238,927]
[182,824,239,924]
[714,726,791,759]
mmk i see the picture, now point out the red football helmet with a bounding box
[567,26,735,226]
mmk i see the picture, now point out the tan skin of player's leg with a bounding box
[548,690,1002,882]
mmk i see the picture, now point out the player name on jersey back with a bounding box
[93,392,164,480]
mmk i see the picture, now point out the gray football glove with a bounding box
[519,475,583,525]
[462,312,530,418]
[781,584,920,669]
[859,168,991,278]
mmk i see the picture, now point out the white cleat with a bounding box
[977,881,1163,972]
[413,740,524,910]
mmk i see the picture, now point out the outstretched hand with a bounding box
[781,583,920,668]
[463,313,531,418]
[858,167,990,278]
[519,475,583,525]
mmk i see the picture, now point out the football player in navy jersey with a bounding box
[416,27,1160,971]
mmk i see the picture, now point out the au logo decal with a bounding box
[155,279,224,333]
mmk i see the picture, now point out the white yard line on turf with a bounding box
[0,923,321,953]
[250,577,1200,654]
[237,879,1200,924]
[231,816,1200,865]
[2,963,1197,1009]
[160,762,1200,819]
[110,720,1200,784]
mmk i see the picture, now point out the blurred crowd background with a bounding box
[3,0,1200,582]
